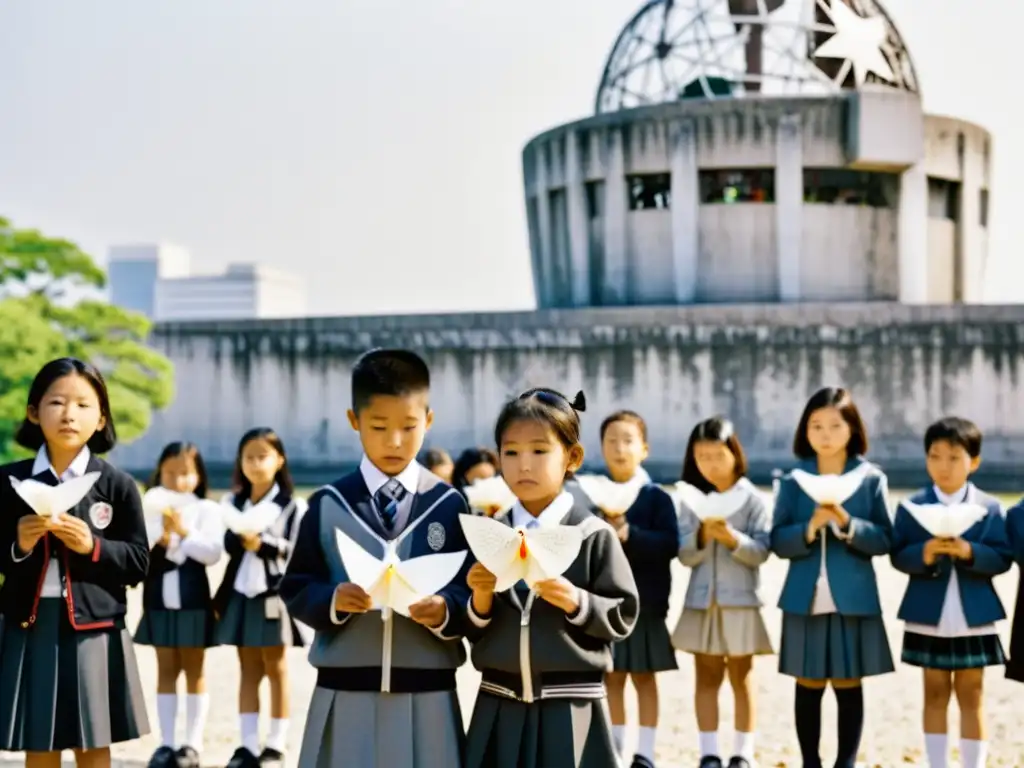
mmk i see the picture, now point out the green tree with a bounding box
[0,217,174,461]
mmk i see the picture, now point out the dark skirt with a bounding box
[464,691,618,768]
[0,598,150,751]
[778,612,895,680]
[902,631,1006,670]
[213,592,302,648]
[1007,581,1024,681]
[135,608,217,648]
[612,610,678,673]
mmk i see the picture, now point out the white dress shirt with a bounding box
[11,446,93,598]
[904,485,999,638]
[232,483,283,598]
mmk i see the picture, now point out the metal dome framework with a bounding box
[595,0,918,113]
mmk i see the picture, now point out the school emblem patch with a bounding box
[88,501,113,530]
[426,522,446,551]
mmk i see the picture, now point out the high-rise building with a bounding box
[107,244,191,318]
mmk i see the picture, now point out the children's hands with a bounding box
[703,519,737,549]
[16,515,50,555]
[240,532,262,552]
[163,509,186,538]
[922,537,946,565]
[827,504,850,529]
[334,582,372,613]
[807,506,841,540]
[943,537,973,561]
[534,577,580,614]
[616,523,629,542]
[408,595,448,628]
[52,513,94,555]
[467,562,497,616]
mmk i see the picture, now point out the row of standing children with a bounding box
[3,351,1024,768]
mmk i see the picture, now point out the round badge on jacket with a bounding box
[88,501,113,530]
[426,521,446,551]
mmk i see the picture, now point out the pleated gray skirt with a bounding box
[0,598,150,751]
[214,593,296,648]
[297,686,464,768]
[612,610,678,673]
[464,691,618,768]
[135,608,216,648]
[778,612,895,680]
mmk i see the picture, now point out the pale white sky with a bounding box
[0,0,1019,314]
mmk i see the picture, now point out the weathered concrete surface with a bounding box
[112,302,1024,489]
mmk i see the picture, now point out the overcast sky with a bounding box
[0,0,1017,315]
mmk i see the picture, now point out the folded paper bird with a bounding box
[334,528,467,618]
[221,500,281,536]
[459,513,583,593]
[671,481,750,522]
[899,500,989,539]
[142,487,221,548]
[574,474,644,518]
[464,476,517,516]
[10,472,102,523]
[789,466,870,507]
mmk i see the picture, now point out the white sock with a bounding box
[612,725,625,754]
[240,713,260,756]
[156,693,178,748]
[266,718,290,752]
[637,726,656,760]
[959,738,986,768]
[924,733,948,767]
[184,693,210,752]
[734,731,755,761]
[699,731,719,758]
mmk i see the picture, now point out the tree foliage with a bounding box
[0,217,174,461]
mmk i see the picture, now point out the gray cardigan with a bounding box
[677,478,771,609]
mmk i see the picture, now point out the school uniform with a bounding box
[0,447,150,751]
[771,456,895,680]
[674,478,774,657]
[280,457,473,768]
[891,484,1011,670]
[569,475,678,673]
[212,484,308,648]
[1006,498,1024,681]
[463,492,640,768]
[135,502,224,649]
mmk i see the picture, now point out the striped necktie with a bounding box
[374,479,406,532]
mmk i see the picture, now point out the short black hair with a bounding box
[494,389,586,480]
[232,427,295,498]
[420,447,452,472]
[680,416,749,493]
[351,348,430,413]
[599,410,648,442]
[924,416,983,458]
[451,446,499,491]
[15,357,118,454]
[147,441,210,498]
[792,386,868,460]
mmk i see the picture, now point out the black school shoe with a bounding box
[727,758,752,768]
[226,747,261,768]
[175,746,200,768]
[699,758,724,768]
[631,756,656,768]
[258,747,285,766]
[147,746,178,768]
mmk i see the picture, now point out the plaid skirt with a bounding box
[902,631,1006,671]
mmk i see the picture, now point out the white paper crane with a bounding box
[574,474,644,518]
[671,481,749,522]
[789,466,869,506]
[10,471,102,523]
[459,513,583,593]
[221,500,282,536]
[899,501,988,539]
[142,487,222,549]
[334,528,467,619]
[463,476,517,516]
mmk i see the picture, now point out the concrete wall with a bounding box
[112,304,1024,490]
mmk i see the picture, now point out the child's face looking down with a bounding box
[693,440,737,491]
[926,439,979,496]
[806,406,851,460]
[499,419,582,508]
[160,454,200,494]
[348,393,433,476]
[27,373,106,455]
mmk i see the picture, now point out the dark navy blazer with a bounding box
[891,484,1012,627]
[771,456,892,617]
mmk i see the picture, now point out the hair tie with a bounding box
[570,391,587,412]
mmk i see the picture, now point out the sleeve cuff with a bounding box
[467,596,492,628]
[329,585,353,626]
[427,603,456,640]
[565,588,591,626]
[831,521,854,542]
[11,541,32,563]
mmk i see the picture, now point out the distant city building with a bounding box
[107,245,306,321]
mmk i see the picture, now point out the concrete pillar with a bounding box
[898,163,929,303]
[957,135,984,303]
[670,119,700,304]
[534,146,554,307]
[564,131,590,307]
[602,128,628,305]
[775,113,803,302]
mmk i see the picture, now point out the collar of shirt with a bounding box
[511,490,574,529]
[934,484,971,506]
[32,445,91,482]
[360,455,420,498]
[246,482,281,509]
